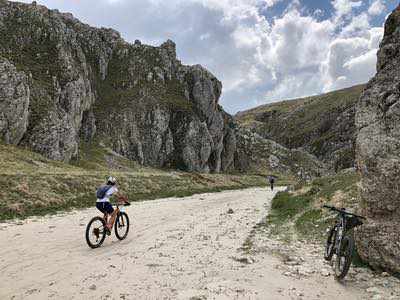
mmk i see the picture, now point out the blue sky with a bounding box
[17,0,400,113]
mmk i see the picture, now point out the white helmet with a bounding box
[107,176,116,185]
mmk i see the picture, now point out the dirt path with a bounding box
[0,187,370,299]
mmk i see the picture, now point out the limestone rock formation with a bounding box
[355,5,400,273]
[236,85,364,171]
[0,0,325,178]
[0,1,229,170]
[235,127,328,181]
[0,57,30,144]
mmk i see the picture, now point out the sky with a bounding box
[17,0,399,113]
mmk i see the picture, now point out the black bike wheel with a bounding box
[324,226,337,261]
[85,216,107,249]
[334,234,354,280]
[115,212,129,240]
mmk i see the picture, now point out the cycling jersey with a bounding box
[96,186,118,203]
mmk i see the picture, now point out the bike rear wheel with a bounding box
[334,234,354,280]
[86,216,107,248]
[115,212,129,240]
[324,226,337,261]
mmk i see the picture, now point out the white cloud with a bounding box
[341,12,370,35]
[264,0,284,8]
[321,25,384,92]
[368,0,385,16]
[332,0,362,17]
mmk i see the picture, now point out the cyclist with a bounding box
[96,176,127,234]
[268,175,276,191]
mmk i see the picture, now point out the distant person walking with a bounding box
[267,175,277,191]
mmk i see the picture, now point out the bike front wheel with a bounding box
[324,226,337,261]
[85,216,107,249]
[115,212,130,240]
[334,234,354,280]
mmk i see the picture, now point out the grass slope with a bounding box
[265,169,367,266]
[236,85,364,169]
[0,142,285,221]
[267,169,360,241]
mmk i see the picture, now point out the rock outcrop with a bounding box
[0,0,325,178]
[235,127,328,181]
[236,85,364,171]
[355,5,400,273]
[0,57,30,144]
[0,1,230,171]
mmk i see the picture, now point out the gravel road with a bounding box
[0,187,371,299]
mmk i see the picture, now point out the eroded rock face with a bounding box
[236,84,363,172]
[0,58,30,144]
[235,127,328,181]
[0,1,327,177]
[355,6,400,273]
[0,1,229,170]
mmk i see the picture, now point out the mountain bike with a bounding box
[322,205,366,280]
[85,200,131,249]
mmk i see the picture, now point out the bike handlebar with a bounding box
[115,201,131,208]
[322,205,366,219]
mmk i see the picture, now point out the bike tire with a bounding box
[334,234,354,280]
[85,216,107,249]
[324,226,337,261]
[115,212,130,240]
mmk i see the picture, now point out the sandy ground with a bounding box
[0,187,370,300]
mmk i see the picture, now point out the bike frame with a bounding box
[115,203,127,226]
[334,213,347,255]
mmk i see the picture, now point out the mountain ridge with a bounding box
[236,84,365,171]
[0,0,325,179]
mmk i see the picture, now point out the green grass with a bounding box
[294,208,331,237]
[267,169,360,240]
[263,169,370,267]
[269,192,312,224]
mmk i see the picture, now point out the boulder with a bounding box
[355,5,400,273]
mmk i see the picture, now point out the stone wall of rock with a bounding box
[0,0,326,178]
[235,127,328,181]
[0,1,232,171]
[0,57,30,144]
[236,84,364,172]
[355,5,400,273]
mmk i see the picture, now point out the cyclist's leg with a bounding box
[96,202,107,214]
[107,209,119,229]
[102,202,116,229]
[96,202,110,226]
[103,213,108,223]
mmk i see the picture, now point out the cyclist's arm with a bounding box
[115,191,128,203]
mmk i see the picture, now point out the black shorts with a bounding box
[96,202,114,214]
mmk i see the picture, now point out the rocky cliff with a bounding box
[355,5,400,273]
[0,0,234,172]
[0,0,325,178]
[236,85,363,171]
[234,127,327,180]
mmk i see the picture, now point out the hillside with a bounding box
[0,0,327,180]
[0,0,231,172]
[236,84,365,171]
[0,142,285,220]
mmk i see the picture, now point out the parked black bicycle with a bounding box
[322,205,366,280]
